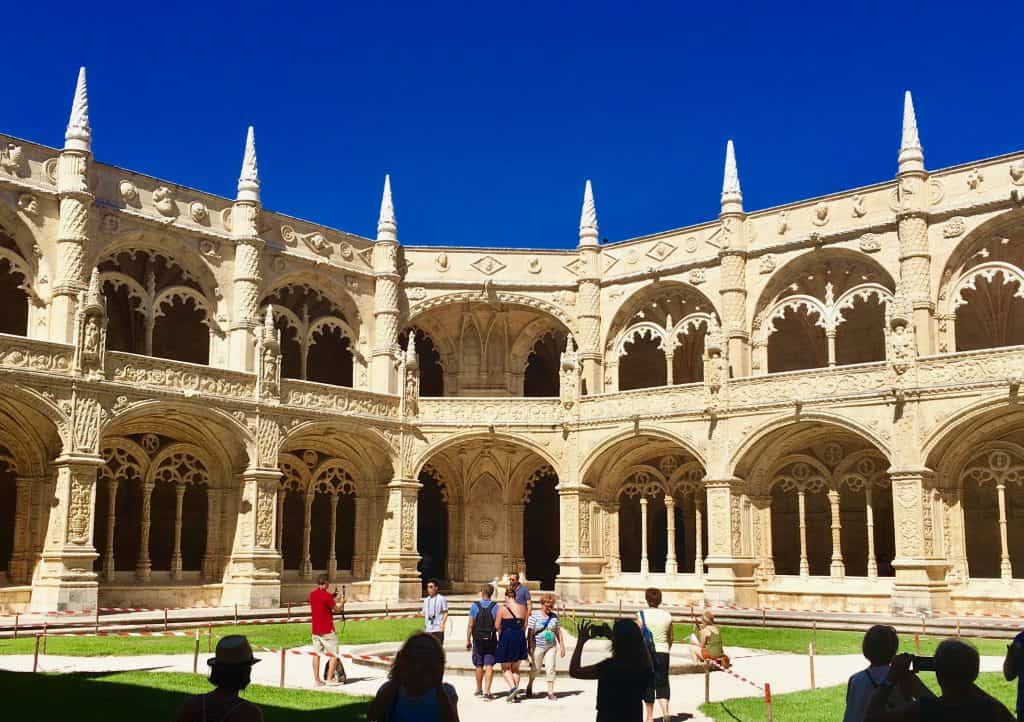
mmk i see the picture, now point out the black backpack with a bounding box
[472,601,497,651]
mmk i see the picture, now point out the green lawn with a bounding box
[698,672,1017,721]
[561,617,1013,657]
[0,618,421,657]
[2,670,369,721]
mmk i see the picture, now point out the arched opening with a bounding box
[398,329,445,397]
[153,296,210,365]
[672,321,707,384]
[524,332,564,397]
[768,307,827,372]
[0,258,28,336]
[961,447,1024,579]
[99,249,215,364]
[306,327,353,387]
[835,295,887,365]
[955,272,1024,351]
[335,490,356,571]
[149,482,176,571]
[523,467,560,589]
[281,490,305,571]
[309,493,332,571]
[417,467,448,585]
[262,284,358,388]
[181,484,207,571]
[619,331,666,390]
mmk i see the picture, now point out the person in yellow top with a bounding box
[637,588,674,722]
[686,611,727,667]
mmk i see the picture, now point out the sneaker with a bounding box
[505,687,519,702]
[547,694,556,701]
[473,690,484,697]
[483,693,493,701]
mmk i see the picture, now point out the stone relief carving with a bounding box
[527,257,542,274]
[198,239,221,260]
[17,193,40,222]
[689,268,706,285]
[851,194,866,218]
[189,201,209,224]
[776,211,788,235]
[812,201,830,226]
[281,225,331,256]
[471,255,506,275]
[966,168,984,191]
[401,495,416,550]
[43,157,59,185]
[67,473,93,544]
[407,287,427,300]
[119,180,140,205]
[0,143,26,175]
[101,214,119,233]
[255,485,275,548]
[153,186,178,218]
[1011,161,1024,186]
[858,233,881,253]
[942,217,965,238]
[646,241,677,262]
[758,254,776,274]
[434,252,449,272]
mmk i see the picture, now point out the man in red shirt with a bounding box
[309,573,346,686]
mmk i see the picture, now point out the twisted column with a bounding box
[102,479,118,582]
[137,482,154,581]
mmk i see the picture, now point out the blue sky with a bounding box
[1,2,1019,248]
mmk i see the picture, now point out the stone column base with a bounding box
[369,561,422,601]
[555,558,606,601]
[29,567,97,613]
[703,556,759,608]
[890,559,951,615]
[221,576,281,610]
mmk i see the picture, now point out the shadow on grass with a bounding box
[1,670,368,722]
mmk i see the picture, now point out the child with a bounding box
[843,625,905,722]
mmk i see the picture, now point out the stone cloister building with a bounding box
[0,69,1022,615]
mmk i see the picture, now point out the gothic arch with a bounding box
[412,431,559,480]
[407,291,578,336]
[261,270,363,333]
[605,280,721,351]
[580,426,706,487]
[92,234,220,302]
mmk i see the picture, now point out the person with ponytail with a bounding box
[367,633,459,722]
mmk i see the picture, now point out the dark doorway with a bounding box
[417,469,448,586]
[523,469,560,589]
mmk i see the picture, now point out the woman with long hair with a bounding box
[494,585,530,702]
[366,633,459,722]
[570,618,653,722]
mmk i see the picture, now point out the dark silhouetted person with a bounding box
[570,618,653,722]
[367,632,459,722]
[865,639,1014,721]
[1003,627,1024,720]
[843,625,908,722]
[173,635,263,722]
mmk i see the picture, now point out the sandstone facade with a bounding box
[0,71,1022,615]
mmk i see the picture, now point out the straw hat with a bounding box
[208,635,260,667]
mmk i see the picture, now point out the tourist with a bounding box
[525,592,566,700]
[366,633,459,722]
[423,578,448,644]
[308,573,346,686]
[508,571,532,616]
[865,639,1014,721]
[1002,627,1024,721]
[173,635,263,722]
[466,583,499,699]
[637,587,674,722]
[686,610,728,668]
[494,585,529,702]
[843,625,907,722]
[570,618,653,722]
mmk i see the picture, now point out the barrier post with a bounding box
[164,608,169,632]
[812,620,817,648]
[287,602,292,620]
[193,630,200,674]
[208,622,213,653]
[914,632,920,654]
[12,613,18,640]
[95,607,100,635]
[921,615,926,639]
[234,604,238,626]
[42,621,47,653]
[765,683,773,722]
[761,607,766,628]
[704,663,711,704]
[280,648,286,688]
[955,617,961,638]
[384,600,389,616]
[808,641,816,689]
[618,598,622,615]
[33,634,41,673]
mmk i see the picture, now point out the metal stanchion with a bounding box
[42,621,47,654]
[808,641,816,689]
[33,634,41,673]
[704,663,711,704]
[761,608,766,627]
[95,607,100,635]
[765,683,773,722]
[280,648,287,688]
[193,630,200,674]
[12,613,18,640]
[164,608,169,632]
[234,604,239,626]
[207,622,213,653]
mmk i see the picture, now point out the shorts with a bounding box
[312,632,339,656]
[529,645,558,683]
[429,631,445,645]
[471,642,496,667]
[643,652,671,702]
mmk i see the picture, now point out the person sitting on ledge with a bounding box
[685,611,728,668]
[366,632,459,722]
[173,635,263,722]
[865,638,1014,722]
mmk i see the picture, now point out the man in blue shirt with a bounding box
[508,572,531,617]
[467,584,499,699]
[1003,630,1024,720]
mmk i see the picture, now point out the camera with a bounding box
[910,655,935,672]
[590,622,613,639]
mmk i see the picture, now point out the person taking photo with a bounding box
[309,573,346,686]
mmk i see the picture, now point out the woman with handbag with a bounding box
[526,593,566,700]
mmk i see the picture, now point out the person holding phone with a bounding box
[309,573,346,686]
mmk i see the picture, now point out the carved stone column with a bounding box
[202,488,219,580]
[328,494,339,578]
[221,468,282,609]
[554,485,605,601]
[576,181,603,394]
[369,477,422,601]
[996,483,1012,581]
[639,496,650,576]
[828,489,845,577]
[702,477,757,607]
[694,493,705,578]
[229,127,263,372]
[664,494,678,575]
[8,475,39,585]
[606,502,621,578]
[663,346,675,386]
[29,454,103,612]
[865,484,878,578]
[102,478,118,582]
[826,329,837,367]
[137,481,154,581]
[752,495,774,580]
[301,494,313,579]
[170,482,186,580]
[889,467,950,614]
[371,177,401,394]
[510,502,526,579]
[798,489,809,577]
[353,495,369,578]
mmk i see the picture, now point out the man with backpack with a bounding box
[467,583,499,699]
[637,587,673,722]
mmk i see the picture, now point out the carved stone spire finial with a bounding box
[85,267,103,309]
[898,91,925,174]
[566,334,576,354]
[65,66,91,153]
[406,332,418,368]
[721,139,743,213]
[237,126,260,202]
[579,179,598,246]
[263,304,275,336]
[377,174,397,243]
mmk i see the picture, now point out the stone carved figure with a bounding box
[851,194,866,218]
[704,323,727,394]
[73,269,107,379]
[153,186,178,218]
[0,143,25,175]
[255,306,281,399]
[559,335,580,411]
[401,334,420,417]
